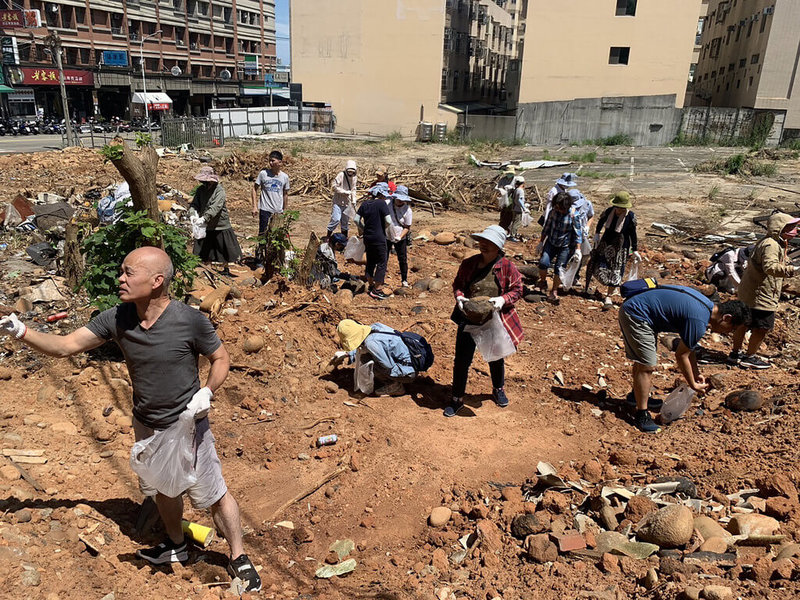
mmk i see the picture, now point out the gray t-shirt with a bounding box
[86,300,221,429]
[255,169,290,214]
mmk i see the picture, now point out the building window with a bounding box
[453,70,459,91]
[751,53,759,64]
[736,79,740,88]
[728,63,734,72]
[747,19,753,37]
[719,66,725,75]
[75,7,85,24]
[760,12,768,33]
[91,9,107,27]
[441,68,448,91]
[615,0,636,16]
[608,46,630,65]
[739,58,746,68]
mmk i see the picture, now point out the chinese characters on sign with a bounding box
[20,67,94,86]
[102,50,128,67]
[0,10,24,28]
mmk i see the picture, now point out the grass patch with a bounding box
[600,157,622,165]
[579,133,633,147]
[693,152,779,177]
[780,138,800,151]
[385,130,403,142]
[707,185,720,201]
[568,151,597,163]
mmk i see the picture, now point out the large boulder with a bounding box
[636,505,694,548]
[434,232,456,245]
[727,514,779,536]
[511,514,545,539]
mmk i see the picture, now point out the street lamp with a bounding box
[140,29,162,136]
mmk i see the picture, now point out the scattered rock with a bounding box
[0,367,12,380]
[699,536,728,554]
[681,586,701,600]
[701,585,732,600]
[324,381,338,394]
[427,279,446,293]
[524,533,558,563]
[599,505,619,531]
[765,496,795,520]
[609,449,637,467]
[292,526,314,544]
[693,516,730,541]
[773,557,794,580]
[15,509,32,523]
[51,421,78,435]
[476,519,503,553]
[434,232,456,245]
[654,476,698,498]
[540,490,570,514]
[335,289,353,304]
[727,514,779,536]
[37,384,59,404]
[431,548,449,574]
[243,335,266,354]
[0,465,21,481]
[637,505,694,548]
[501,486,523,503]
[757,473,798,501]
[511,514,545,539]
[724,389,764,411]
[413,279,430,291]
[20,567,40,587]
[776,542,800,560]
[750,556,774,584]
[429,507,452,528]
[462,297,493,324]
[624,496,658,523]
[600,552,620,573]
[642,567,658,590]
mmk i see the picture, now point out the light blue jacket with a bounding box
[347,323,416,379]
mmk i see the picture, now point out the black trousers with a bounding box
[452,325,505,398]
[387,237,409,282]
[365,242,388,285]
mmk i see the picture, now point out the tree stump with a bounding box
[108,141,160,223]
[297,232,320,287]
[63,221,83,289]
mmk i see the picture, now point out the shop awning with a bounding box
[0,85,15,93]
[132,92,173,111]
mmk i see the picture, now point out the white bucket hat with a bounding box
[470,225,507,250]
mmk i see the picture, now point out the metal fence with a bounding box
[209,106,335,139]
[161,117,225,148]
[62,129,162,149]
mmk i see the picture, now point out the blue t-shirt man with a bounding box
[622,286,713,350]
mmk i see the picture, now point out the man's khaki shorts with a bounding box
[133,416,228,509]
[618,309,658,368]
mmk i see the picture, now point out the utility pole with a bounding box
[44,31,76,146]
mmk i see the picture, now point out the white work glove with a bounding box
[188,208,199,220]
[632,251,642,262]
[331,350,348,367]
[0,313,26,339]
[572,249,582,263]
[185,387,212,420]
[489,296,506,311]
[456,296,466,312]
[793,265,800,275]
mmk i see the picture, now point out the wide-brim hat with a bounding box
[375,165,388,176]
[194,166,219,183]
[556,173,578,187]
[369,182,391,197]
[337,319,372,351]
[610,191,632,209]
[470,224,507,250]
[392,192,411,203]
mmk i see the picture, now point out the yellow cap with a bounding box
[337,319,372,351]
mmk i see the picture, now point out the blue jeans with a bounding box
[538,242,571,273]
[327,201,351,235]
[259,210,275,236]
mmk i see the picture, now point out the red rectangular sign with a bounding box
[20,67,94,86]
[0,10,24,28]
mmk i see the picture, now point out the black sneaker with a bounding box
[633,410,661,434]
[726,351,743,366]
[227,553,262,592]
[739,354,771,370]
[443,399,465,417]
[625,391,663,412]
[696,348,716,365]
[492,387,509,408]
[136,539,188,565]
[368,289,389,300]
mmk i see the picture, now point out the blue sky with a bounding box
[276,0,290,66]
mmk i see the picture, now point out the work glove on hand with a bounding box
[330,350,349,367]
[456,296,466,313]
[185,387,213,420]
[632,251,642,262]
[793,265,800,276]
[0,313,26,339]
[489,296,506,311]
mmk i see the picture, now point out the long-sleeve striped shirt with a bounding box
[541,206,582,248]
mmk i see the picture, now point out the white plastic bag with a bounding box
[464,312,516,363]
[559,250,582,289]
[190,216,207,240]
[496,189,511,209]
[130,414,197,498]
[354,348,375,394]
[343,202,357,220]
[521,212,533,228]
[344,236,365,262]
[625,260,639,282]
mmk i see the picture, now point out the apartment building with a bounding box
[441,0,525,111]
[518,0,702,108]
[0,0,277,119]
[692,0,800,131]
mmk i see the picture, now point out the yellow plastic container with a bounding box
[181,520,215,547]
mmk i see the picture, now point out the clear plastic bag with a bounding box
[660,384,695,424]
[191,217,207,240]
[354,348,375,394]
[343,202,357,220]
[343,236,365,262]
[464,312,516,363]
[625,260,639,282]
[559,250,582,289]
[521,212,533,228]
[130,413,197,498]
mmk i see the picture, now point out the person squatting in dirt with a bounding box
[617,281,751,433]
[0,247,261,593]
[445,225,524,417]
[189,166,242,277]
[730,212,800,370]
[328,159,358,239]
[330,319,431,397]
[537,191,583,305]
[584,191,640,310]
[705,244,753,295]
[355,182,393,300]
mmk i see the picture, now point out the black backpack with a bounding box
[383,331,434,373]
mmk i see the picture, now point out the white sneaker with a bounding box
[401,280,409,288]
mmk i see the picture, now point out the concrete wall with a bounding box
[290,0,457,136]
[461,114,517,141]
[519,0,701,109]
[515,94,683,146]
